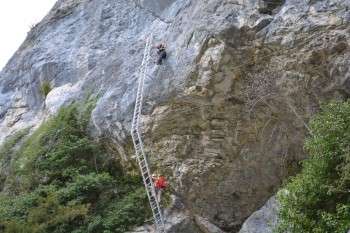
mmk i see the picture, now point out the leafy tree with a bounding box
[0,101,150,233]
[276,101,350,233]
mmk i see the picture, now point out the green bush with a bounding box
[0,102,150,233]
[0,190,89,233]
[88,187,150,233]
[276,101,350,233]
[0,128,30,191]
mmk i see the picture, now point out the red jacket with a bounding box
[154,176,167,189]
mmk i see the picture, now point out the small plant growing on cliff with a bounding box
[276,101,350,233]
[40,80,52,97]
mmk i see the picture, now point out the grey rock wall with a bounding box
[239,197,279,233]
[0,0,349,232]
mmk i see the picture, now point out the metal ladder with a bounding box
[131,35,166,233]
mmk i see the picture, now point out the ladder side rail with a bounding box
[131,37,151,130]
[132,138,164,230]
[132,74,145,129]
[136,39,152,121]
[136,132,156,196]
[134,83,165,228]
[132,37,151,142]
[135,129,165,230]
[131,138,160,221]
[134,50,151,130]
[132,54,149,128]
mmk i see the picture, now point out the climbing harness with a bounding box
[131,35,166,233]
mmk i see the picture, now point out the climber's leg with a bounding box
[157,189,162,202]
[156,51,167,65]
[156,56,163,65]
[161,50,167,60]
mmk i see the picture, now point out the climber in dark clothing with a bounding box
[156,43,167,65]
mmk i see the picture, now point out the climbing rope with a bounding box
[131,34,166,233]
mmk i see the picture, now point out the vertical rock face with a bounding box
[0,0,350,232]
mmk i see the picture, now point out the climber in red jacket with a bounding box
[152,173,168,202]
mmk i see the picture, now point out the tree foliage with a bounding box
[0,101,150,233]
[276,101,350,233]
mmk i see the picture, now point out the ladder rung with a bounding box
[153,210,160,214]
[150,197,157,202]
[155,213,161,218]
[140,161,147,166]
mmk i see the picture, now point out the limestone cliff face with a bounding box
[0,0,350,232]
